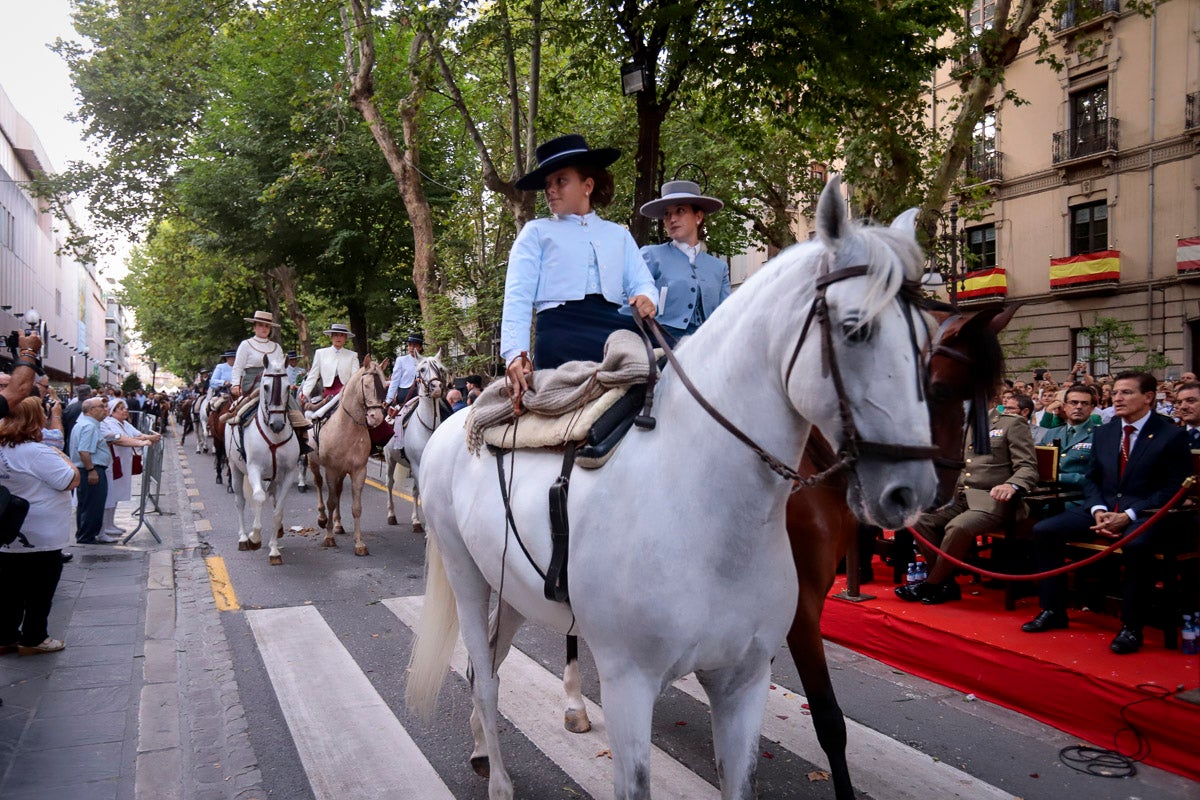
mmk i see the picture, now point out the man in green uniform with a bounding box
[896,390,1039,604]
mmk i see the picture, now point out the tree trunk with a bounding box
[269,264,311,359]
[344,0,437,335]
[630,97,667,246]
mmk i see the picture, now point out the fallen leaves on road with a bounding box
[807,770,830,782]
[595,749,612,759]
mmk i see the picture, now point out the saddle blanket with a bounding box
[478,386,628,451]
[304,392,342,422]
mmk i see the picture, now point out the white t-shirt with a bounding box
[0,441,78,552]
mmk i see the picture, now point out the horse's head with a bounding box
[784,176,937,529]
[415,351,447,400]
[260,353,290,433]
[926,303,1016,505]
[348,357,387,429]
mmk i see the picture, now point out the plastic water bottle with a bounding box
[914,557,927,584]
[1184,615,1199,656]
[906,563,918,586]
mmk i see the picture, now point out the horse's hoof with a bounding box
[269,555,283,566]
[564,708,592,734]
[387,515,397,526]
[412,522,424,533]
[227,486,234,494]
[321,537,337,548]
[297,485,307,493]
[237,540,249,551]
[470,755,490,780]
[276,528,284,539]
[354,544,369,556]
[248,540,262,551]
[317,515,328,528]
[215,475,223,484]
[334,526,345,536]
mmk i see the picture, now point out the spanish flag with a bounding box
[1177,236,1200,273]
[1049,250,1120,288]
[955,268,1007,300]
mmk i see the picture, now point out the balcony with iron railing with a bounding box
[1187,92,1200,131]
[1052,118,1119,165]
[1055,0,1120,32]
[964,150,1003,184]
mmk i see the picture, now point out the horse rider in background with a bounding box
[285,350,305,391]
[385,333,424,406]
[208,349,237,414]
[301,323,358,404]
[228,310,313,454]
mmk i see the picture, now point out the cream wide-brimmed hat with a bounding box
[639,180,724,219]
[243,310,281,328]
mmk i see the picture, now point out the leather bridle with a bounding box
[340,370,386,427]
[634,257,939,489]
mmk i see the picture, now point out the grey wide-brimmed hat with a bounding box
[639,180,724,219]
[323,323,354,338]
[243,310,281,328]
[515,134,621,191]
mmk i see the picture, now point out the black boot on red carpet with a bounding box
[1022,610,1069,633]
[919,579,962,605]
[1110,627,1143,655]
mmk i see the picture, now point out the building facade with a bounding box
[931,0,1200,379]
[0,83,105,384]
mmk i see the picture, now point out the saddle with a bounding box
[304,392,341,422]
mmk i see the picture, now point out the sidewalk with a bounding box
[0,431,264,800]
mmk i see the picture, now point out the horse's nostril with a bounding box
[887,486,915,512]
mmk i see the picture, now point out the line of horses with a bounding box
[182,178,1011,799]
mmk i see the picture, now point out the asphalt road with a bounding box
[179,442,1197,800]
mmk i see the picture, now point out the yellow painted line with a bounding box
[364,477,414,502]
[205,556,240,611]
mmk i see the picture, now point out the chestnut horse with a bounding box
[785,303,1014,799]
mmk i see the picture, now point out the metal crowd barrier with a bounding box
[121,414,167,544]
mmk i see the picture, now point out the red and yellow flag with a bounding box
[1049,250,1120,288]
[955,268,1007,300]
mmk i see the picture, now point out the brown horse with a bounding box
[784,303,1014,800]
[307,356,388,555]
[208,400,232,492]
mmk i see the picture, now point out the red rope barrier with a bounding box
[906,477,1195,582]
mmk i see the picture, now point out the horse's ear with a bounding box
[815,174,847,250]
[433,349,442,361]
[380,357,390,372]
[891,207,918,232]
[987,302,1020,335]
[363,353,372,367]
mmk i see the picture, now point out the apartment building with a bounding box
[0,83,104,384]
[932,0,1200,378]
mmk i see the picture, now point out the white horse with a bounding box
[226,355,301,565]
[406,177,940,800]
[195,394,211,454]
[384,352,449,531]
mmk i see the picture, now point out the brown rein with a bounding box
[632,261,939,489]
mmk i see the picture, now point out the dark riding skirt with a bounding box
[534,294,641,370]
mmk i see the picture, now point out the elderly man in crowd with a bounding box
[68,397,118,544]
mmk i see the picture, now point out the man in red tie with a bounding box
[1021,372,1192,653]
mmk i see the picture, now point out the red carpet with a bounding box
[820,563,1200,781]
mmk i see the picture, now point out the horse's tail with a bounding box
[405,534,458,720]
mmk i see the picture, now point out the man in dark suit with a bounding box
[1022,371,1193,654]
[1176,381,1200,447]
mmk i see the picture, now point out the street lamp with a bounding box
[621,62,647,95]
[150,360,158,392]
[81,347,90,383]
[919,202,961,305]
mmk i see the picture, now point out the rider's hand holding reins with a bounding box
[231,385,242,399]
[505,352,534,415]
[629,294,656,319]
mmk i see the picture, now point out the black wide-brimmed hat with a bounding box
[515,134,621,191]
[221,350,237,358]
[286,350,298,359]
[406,333,425,346]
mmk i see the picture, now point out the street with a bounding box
[179,430,1196,800]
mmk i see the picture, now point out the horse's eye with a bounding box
[841,316,873,344]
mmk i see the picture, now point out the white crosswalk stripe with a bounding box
[247,596,1017,800]
[245,605,455,800]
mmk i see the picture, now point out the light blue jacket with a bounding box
[500,213,657,364]
[210,361,233,389]
[627,242,731,332]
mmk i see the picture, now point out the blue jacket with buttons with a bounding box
[626,242,731,332]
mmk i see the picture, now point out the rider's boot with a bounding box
[296,426,313,456]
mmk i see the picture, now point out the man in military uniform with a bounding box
[1048,384,1100,502]
[896,391,1039,604]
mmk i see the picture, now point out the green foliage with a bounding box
[121,373,143,394]
[1077,317,1171,375]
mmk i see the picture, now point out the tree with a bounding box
[121,373,143,395]
[1076,317,1171,375]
